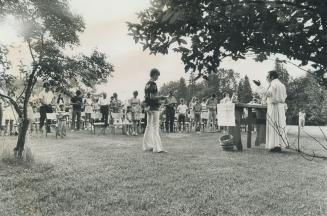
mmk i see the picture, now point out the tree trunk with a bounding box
[14,118,29,159]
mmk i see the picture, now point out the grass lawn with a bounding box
[0,130,327,216]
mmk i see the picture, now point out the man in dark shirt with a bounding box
[165,91,177,132]
[143,68,167,153]
[71,90,83,131]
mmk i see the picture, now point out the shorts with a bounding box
[194,113,201,122]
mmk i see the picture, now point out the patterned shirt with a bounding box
[129,97,141,113]
[145,80,159,110]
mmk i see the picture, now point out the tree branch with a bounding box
[0,92,22,118]
[27,40,36,64]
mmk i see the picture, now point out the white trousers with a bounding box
[143,110,164,152]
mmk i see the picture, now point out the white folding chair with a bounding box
[111,112,124,135]
[91,112,106,135]
[45,113,57,137]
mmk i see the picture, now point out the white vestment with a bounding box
[265,79,288,149]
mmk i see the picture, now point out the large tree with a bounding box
[128,0,327,86]
[275,58,290,84]
[239,75,253,103]
[287,74,327,125]
[176,77,188,101]
[0,0,114,158]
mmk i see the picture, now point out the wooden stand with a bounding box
[229,103,267,150]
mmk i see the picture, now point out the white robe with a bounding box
[265,79,288,149]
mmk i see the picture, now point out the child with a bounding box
[299,109,306,129]
[3,101,16,136]
[201,98,208,129]
[93,98,100,113]
[129,91,142,135]
[56,103,67,138]
[124,106,133,136]
[140,103,147,134]
[177,99,188,132]
[193,98,202,132]
[84,93,93,130]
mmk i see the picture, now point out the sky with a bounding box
[0,0,309,101]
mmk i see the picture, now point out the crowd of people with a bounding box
[0,83,143,136]
[0,68,302,155]
[0,79,238,137]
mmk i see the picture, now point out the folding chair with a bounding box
[45,113,57,137]
[90,112,106,135]
[111,112,125,135]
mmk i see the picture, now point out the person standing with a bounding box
[188,96,197,124]
[177,98,188,132]
[3,98,16,135]
[220,92,231,104]
[201,97,208,128]
[165,91,177,133]
[298,109,306,130]
[38,83,55,133]
[71,90,83,131]
[206,94,218,131]
[128,91,141,135]
[143,68,167,153]
[193,98,202,132]
[265,70,288,152]
[110,92,122,113]
[84,93,93,130]
[99,93,110,127]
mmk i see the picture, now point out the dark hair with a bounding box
[133,91,138,96]
[43,82,49,88]
[57,94,64,104]
[150,68,160,78]
[76,90,81,96]
[212,93,216,98]
[268,70,279,80]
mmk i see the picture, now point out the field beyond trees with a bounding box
[1,130,327,216]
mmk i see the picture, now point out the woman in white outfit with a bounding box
[84,93,93,130]
[143,68,167,153]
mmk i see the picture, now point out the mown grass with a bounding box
[0,131,327,216]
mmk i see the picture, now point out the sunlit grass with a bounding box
[0,131,326,216]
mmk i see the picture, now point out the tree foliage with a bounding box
[275,58,290,84]
[159,68,239,104]
[239,75,253,103]
[0,0,114,158]
[128,0,327,86]
[287,74,327,125]
[176,77,188,101]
